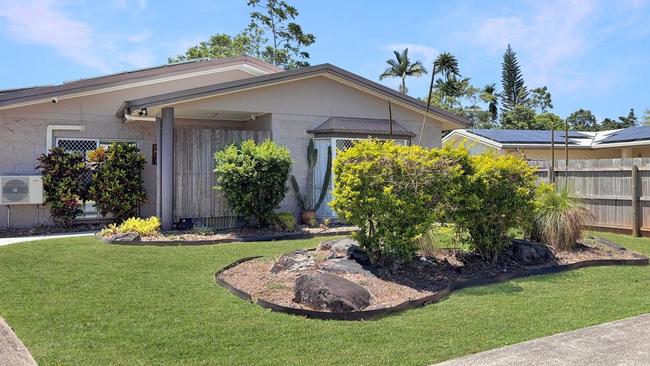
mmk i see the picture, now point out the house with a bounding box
[0,57,469,230]
[443,127,650,160]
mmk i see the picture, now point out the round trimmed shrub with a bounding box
[451,152,537,260]
[331,140,471,263]
[214,139,293,227]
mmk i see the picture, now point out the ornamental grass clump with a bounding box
[331,140,471,263]
[531,184,592,251]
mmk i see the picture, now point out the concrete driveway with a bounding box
[0,232,94,246]
[435,313,650,366]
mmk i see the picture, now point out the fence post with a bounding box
[631,165,641,237]
[547,166,554,184]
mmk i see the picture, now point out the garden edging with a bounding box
[214,239,649,321]
[99,229,356,246]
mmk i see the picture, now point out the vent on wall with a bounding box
[0,176,44,205]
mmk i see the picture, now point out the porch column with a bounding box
[158,107,174,231]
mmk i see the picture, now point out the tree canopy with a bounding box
[379,48,427,94]
[500,45,529,114]
[566,109,598,131]
[169,0,315,69]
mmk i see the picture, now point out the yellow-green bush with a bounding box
[100,216,161,237]
[451,152,537,259]
[331,140,471,263]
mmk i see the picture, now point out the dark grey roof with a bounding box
[597,126,650,144]
[307,117,416,137]
[0,57,281,107]
[468,129,591,145]
[118,63,470,128]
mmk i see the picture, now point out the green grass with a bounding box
[1,233,649,365]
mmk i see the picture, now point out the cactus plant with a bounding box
[290,139,332,225]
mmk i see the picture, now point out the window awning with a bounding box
[307,117,416,138]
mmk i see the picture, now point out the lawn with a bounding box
[0,233,649,365]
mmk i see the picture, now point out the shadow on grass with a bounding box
[457,282,524,296]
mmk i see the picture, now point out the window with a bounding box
[55,138,139,219]
[314,137,408,219]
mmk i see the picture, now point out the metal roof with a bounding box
[597,126,650,144]
[118,63,470,129]
[468,129,593,145]
[0,56,281,107]
[307,117,416,137]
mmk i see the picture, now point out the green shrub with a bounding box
[273,212,297,232]
[37,147,89,227]
[100,216,161,237]
[331,140,470,263]
[89,143,147,222]
[530,184,592,251]
[214,139,293,227]
[451,152,537,260]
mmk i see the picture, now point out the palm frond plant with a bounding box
[531,184,593,251]
[379,48,428,94]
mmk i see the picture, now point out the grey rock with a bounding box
[320,258,373,275]
[294,272,371,312]
[271,249,314,273]
[318,237,358,253]
[509,240,555,265]
[110,232,140,242]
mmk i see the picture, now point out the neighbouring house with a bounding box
[0,56,468,230]
[443,127,650,160]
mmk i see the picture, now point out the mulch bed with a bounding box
[103,225,357,245]
[217,237,648,320]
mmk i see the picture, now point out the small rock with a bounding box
[320,258,373,275]
[318,237,357,253]
[110,232,140,242]
[294,272,371,312]
[347,245,371,266]
[509,240,555,265]
[271,249,314,273]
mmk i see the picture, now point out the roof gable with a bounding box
[0,57,280,110]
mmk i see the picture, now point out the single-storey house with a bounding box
[443,127,650,160]
[0,56,468,229]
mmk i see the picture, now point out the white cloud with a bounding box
[127,30,153,43]
[0,0,155,73]
[472,0,597,89]
[116,0,147,12]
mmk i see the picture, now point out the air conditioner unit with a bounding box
[0,176,43,205]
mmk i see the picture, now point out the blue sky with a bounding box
[0,0,648,121]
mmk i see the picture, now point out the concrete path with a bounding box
[0,232,94,246]
[0,317,36,366]
[435,313,650,366]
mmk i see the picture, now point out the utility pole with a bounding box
[418,64,436,145]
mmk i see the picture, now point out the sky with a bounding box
[0,0,648,121]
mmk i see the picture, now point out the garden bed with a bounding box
[0,223,105,238]
[216,237,648,320]
[102,225,356,245]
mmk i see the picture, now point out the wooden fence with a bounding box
[173,127,271,228]
[531,158,650,236]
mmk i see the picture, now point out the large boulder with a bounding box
[509,240,555,265]
[294,272,371,312]
[320,258,372,275]
[271,249,314,273]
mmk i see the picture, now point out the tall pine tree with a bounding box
[500,44,529,114]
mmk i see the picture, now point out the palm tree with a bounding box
[433,52,460,82]
[482,83,499,122]
[379,48,427,94]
